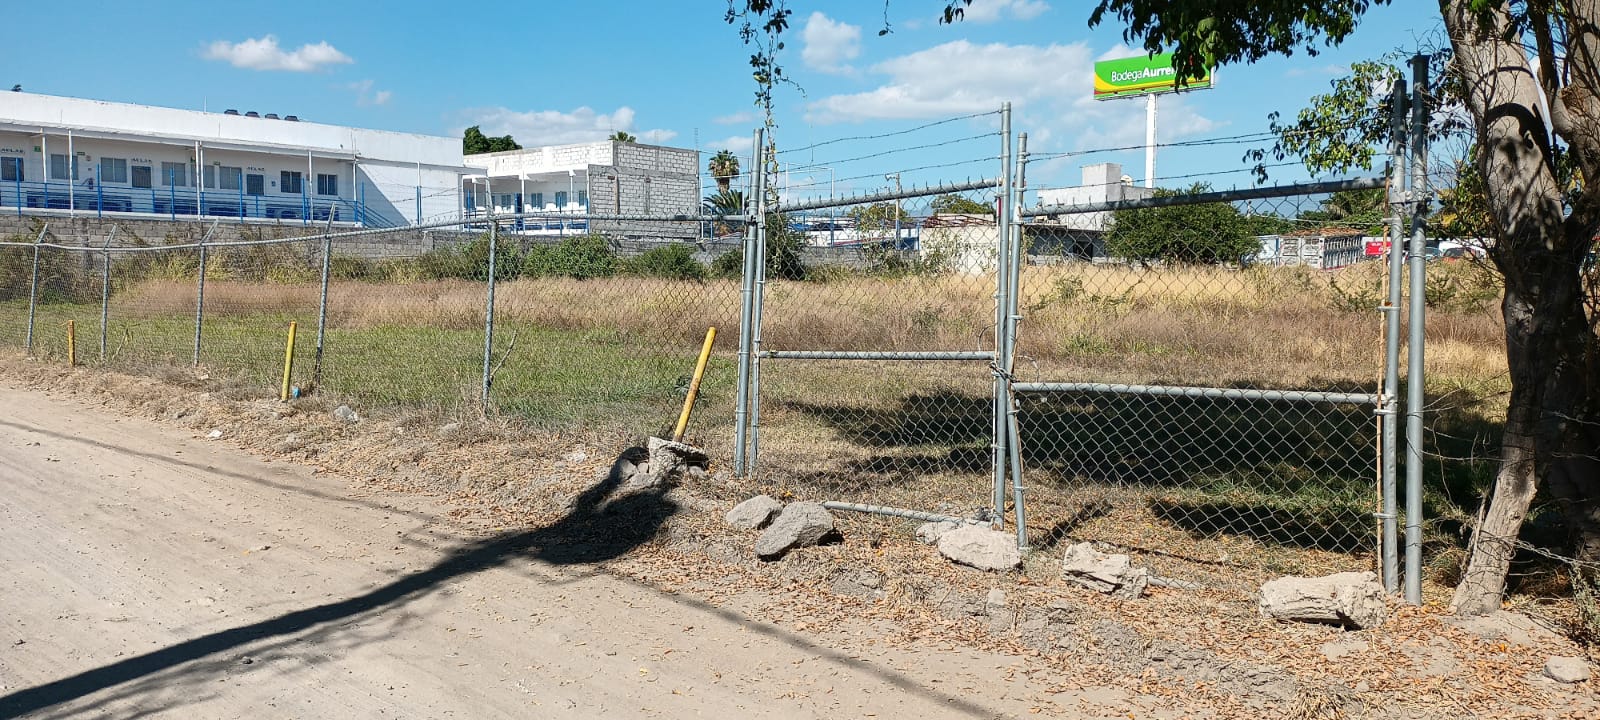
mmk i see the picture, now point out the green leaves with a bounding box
[1104,184,1259,264]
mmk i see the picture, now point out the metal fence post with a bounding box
[314,230,333,386]
[481,218,498,411]
[24,224,46,355]
[748,136,771,474]
[734,128,764,475]
[993,102,1014,527]
[100,226,118,362]
[1005,129,1029,548]
[192,221,218,367]
[1404,54,1431,605]
[1379,75,1408,595]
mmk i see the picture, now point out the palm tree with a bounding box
[702,189,746,237]
[610,131,637,143]
[709,150,740,195]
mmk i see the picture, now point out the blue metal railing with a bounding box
[1,176,372,226]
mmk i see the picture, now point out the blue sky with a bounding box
[6,0,1442,200]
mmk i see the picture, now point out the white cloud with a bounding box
[458,106,674,147]
[374,90,393,105]
[959,0,1049,23]
[713,111,758,125]
[707,134,755,154]
[204,35,352,72]
[347,79,392,106]
[1284,63,1350,78]
[801,12,862,75]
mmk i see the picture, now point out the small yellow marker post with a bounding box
[280,321,298,402]
[66,320,76,367]
[672,327,717,443]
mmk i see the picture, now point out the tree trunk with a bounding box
[1443,2,1600,614]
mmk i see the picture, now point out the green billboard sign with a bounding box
[1093,53,1212,100]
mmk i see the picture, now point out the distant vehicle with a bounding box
[1422,246,1444,262]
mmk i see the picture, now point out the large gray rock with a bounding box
[725,495,784,530]
[915,520,962,544]
[1544,656,1591,684]
[937,525,1022,571]
[755,502,836,560]
[1061,542,1149,599]
[332,405,359,424]
[1258,571,1388,630]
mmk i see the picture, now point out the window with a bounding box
[49,154,79,181]
[497,193,516,209]
[203,166,215,189]
[577,190,588,207]
[281,171,303,195]
[555,191,568,208]
[316,173,338,196]
[131,165,152,189]
[161,161,189,187]
[218,166,242,191]
[245,173,264,196]
[528,192,543,209]
[0,157,22,182]
[100,158,128,184]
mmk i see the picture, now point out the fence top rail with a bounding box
[1021,177,1386,219]
[775,178,1001,214]
[1011,381,1380,406]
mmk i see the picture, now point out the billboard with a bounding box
[1093,53,1212,100]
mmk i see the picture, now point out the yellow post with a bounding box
[66,320,76,367]
[672,326,717,442]
[280,321,298,402]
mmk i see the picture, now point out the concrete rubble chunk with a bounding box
[332,405,359,424]
[725,495,784,530]
[937,525,1021,571]
[1061,542,1149,599]
[915,520,963,544]
[1258,571,1388,630]
[621,437,710,491]
[1543,656,1591,684]
[755,502,836,560]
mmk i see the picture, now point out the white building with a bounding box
[463,140,700,238]
[1027,162,1156,260]
[0,92,465,227]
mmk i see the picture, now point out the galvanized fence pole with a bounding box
[313,230,333,386]
[192,222,219,367]
[99,226,118,362]
[1005,130,1029,548]
[748,136,771,473]
[733,128,764,475]
[1404,54,1431,605]
[481,218,498,411]
[1379,75,1408,594]
[24,224,46,355]
[992,102,1013,528]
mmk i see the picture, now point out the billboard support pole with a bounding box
[1145,94,1157,188]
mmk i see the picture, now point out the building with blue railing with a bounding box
[0,91,465,228]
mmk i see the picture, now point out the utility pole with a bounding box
[886,172,902,246]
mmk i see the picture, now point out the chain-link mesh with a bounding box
[1015,190,1391,590]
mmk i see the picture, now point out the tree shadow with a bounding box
[0,449,675,718]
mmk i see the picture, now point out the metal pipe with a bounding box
[1006,131,1029,548]
[673,327,718,443]
[1404,54,1430,606]
[1380,75,1408,594]
[67,131,74,217]
[993,101,1013,528]
[481,218,498,411]
[99,226,117,361]
[1025,177,1386,218]
[24,224,46,355]
[280,321,298,402]
[760,350,994,361]
[191,222,218,366]
[733,128,763,475]
[821,501,969,525]
[1012,382,1380,406]
[314,230,333,386]
[748,137,770,475]
[774,177,999,214]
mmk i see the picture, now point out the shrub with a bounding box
[522,234,617,280]
[711,248,745,279]
[628,243,706,281]
[329,254,375,280]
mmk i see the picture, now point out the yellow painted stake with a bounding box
[66,320,76,367]
[280,321,298,402]
[672,327,717,443]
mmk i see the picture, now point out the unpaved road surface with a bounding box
[0,383,1066,719]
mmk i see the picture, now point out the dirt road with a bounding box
[0,382,1070,719]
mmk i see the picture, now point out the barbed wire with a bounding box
[773,109,1001,157]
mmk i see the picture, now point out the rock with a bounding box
[563,450,589,464]
[754,502,836,560]
[1258,572,1388,630]
[937,525,1021,571]
[1061,542,1149,599]
[206,429,223,439]
[986,588,1008,607]
[622,438,710,491]
[725,495,784,530]
[915,520,962,544]
[1544,656,1591,684]
[332,405,359,424]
